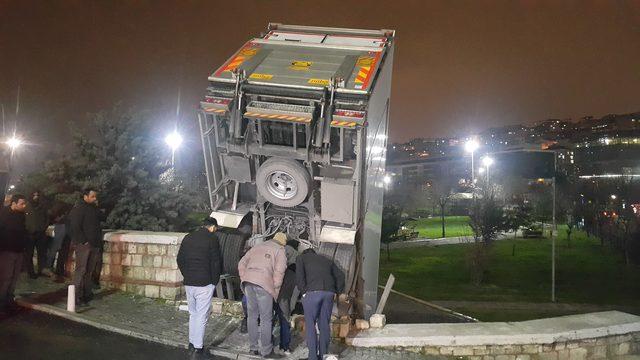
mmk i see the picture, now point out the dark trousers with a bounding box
[92,244,103,285]
[25,231,47,275]
[46,224,66,269]
[0,251,23,308]
[56,235,71,276]
[301,291,334,360]
[275,302,292,351]
[73,244,100,300]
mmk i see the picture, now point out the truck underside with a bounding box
[198,24,394,318]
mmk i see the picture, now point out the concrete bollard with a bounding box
[67,285,76,312]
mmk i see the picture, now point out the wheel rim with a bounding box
[265,170,298,200]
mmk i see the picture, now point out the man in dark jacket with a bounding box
[177,216,222,359]
[296,248,345,360]
[0,194,28,312]
[69,188,102,306]
[25,191,49,278]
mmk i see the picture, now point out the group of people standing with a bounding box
[178,217,345,360]
[0,188,104,314]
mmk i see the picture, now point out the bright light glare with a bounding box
[610,194,617,200]
[8,185,15,190]
[482,156,494,167]
[464,139,479,153]
[6,137,22,150]
[383,175,392,184]
[164,132,183,150]
[478,167,485,174]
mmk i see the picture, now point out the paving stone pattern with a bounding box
[14,276,436,359]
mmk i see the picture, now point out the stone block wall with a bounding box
[347,312,640,360]
[388,333,640,359]
[99,231,186,301]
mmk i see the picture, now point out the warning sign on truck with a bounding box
[308,78,330,86]
[289,60,313,71]
[249,73,274,80]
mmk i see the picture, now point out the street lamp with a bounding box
[464,139,479,183]
[165,131,183,166]
[164,132,183,151]
[482,156,494,183]
[6,137,22,151]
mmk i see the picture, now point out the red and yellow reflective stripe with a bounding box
[244,112,311,123]
[353,53,381,88]
[330,120,357,127]
[223,56,245,72]
[204,108,227,114]
[213,42,259,76]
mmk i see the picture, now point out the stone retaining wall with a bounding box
[388,333,639,359]
[99,231,186,301]
[347,311,640,359]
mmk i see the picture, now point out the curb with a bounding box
[15,298,186,349]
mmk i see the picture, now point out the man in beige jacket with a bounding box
[238,232,287,359]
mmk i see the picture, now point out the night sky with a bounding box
[1,1,639,164]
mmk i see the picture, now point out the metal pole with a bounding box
[471,151,475,184]
[551,153,557,302]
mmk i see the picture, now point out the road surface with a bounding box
[0,308,202,360]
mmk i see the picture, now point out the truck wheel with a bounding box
[256,158,311,208]
[217,228,249,276]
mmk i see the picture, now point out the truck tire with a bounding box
[217,228,249,276]
[318,242,356,293]
[256,158,311,208]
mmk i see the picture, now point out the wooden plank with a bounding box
[375,273,395,314]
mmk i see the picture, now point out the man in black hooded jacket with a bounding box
[296,248,345,360]
[177,216,222,359]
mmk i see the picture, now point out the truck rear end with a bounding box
[198,23,395,318]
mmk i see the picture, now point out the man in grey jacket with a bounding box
[238,232,287,359]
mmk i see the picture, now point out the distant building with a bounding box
[387,111,640,183]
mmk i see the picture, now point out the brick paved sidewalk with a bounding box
[12,275,442,359]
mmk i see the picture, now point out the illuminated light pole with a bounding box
[164,131,183,166]
[464,139,479,184]
[6,137,22,151]
[4,136,25,196]
[482,156,494,183]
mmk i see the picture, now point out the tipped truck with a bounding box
[198,23,395,319]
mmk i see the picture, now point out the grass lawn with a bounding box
[379,228,640,321]
[404,216,473,238]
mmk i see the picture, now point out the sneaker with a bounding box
[191,348,212,359]
[188,343,195,355]
[262,351,284,359]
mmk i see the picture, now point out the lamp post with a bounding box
[481,156,494,183]
[464,139,479,184]
[164,131,183,166]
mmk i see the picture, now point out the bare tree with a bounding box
[426,175,458,238]
[467,185,509,285]
[381,205,403,261]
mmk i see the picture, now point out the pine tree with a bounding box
[18,106,198,231]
